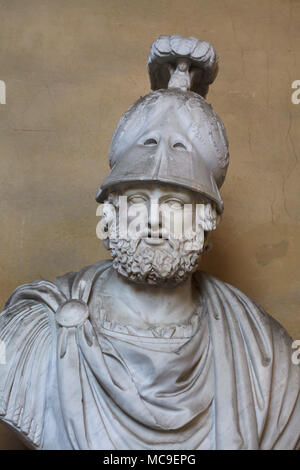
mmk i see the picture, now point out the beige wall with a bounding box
[0,0,299,449]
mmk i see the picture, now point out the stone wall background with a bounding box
[0,0,299,449]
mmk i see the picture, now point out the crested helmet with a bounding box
[96,35,229,214]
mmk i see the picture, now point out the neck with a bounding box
[100,268,198,328]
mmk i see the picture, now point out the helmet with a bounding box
[96,35,229,214]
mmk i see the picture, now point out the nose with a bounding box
[148,203,162,238]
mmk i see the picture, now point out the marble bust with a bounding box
[0,35,299,450]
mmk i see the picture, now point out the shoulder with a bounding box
[0,289,56,447]
[195,270,294,344]
[194,271,300,449]
[53,259,112,297]
[0,259,112,447]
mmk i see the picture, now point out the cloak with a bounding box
[0,260,299,450]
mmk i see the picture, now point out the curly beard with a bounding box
[107,235,203,287]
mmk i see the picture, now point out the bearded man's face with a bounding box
[101,184,218,287]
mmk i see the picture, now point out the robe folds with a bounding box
[0,260,299,450]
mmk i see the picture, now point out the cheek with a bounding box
[181,207,197,238]
[159,207,198,239]
[183,210,196,235]
[159,208,183,236]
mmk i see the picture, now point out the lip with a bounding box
[143,237,166,246]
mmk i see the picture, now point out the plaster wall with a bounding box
[0,0,299,449]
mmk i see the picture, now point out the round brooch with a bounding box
[56,299,89,328]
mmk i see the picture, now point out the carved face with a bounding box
[122,184,200,242]
[101,183,218,287]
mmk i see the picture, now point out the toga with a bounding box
[0,260,299,449]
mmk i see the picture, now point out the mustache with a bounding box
[117,227,183,248]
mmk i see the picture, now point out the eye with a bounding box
[128,195,148,205]
[144,138,158,146]
[173,142,187,150]
[162,199,184,210]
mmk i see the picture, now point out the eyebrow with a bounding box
[159,194,193,203]
[121,187,198,204]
